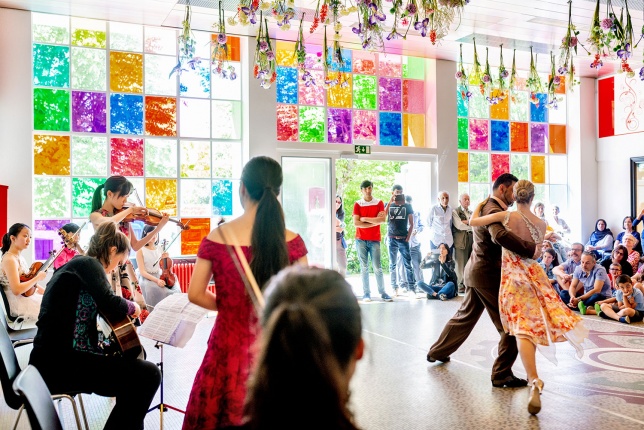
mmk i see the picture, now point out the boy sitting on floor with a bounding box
[596,275,644,324]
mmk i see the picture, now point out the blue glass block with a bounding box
[212,179,233,216]
[490,120,509,151]
[327,48,352,73]
[110,93,143,134]
[456,86,468,117]
[276,66,298,104]
[379,112,402,146]
[530,93,548,123]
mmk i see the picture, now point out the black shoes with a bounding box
[427,354,450,363]
[492,375,529,388]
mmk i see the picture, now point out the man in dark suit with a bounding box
[427,173,537,388]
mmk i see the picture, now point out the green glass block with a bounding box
[468,86,488,118]
[212,141,242,178]
[456,87,468,117]
[353,75,377,110]
[109,22,143,52]
[458,183,469,201]
[180,141,211,178]
[145,139,178,177]
[402,56,425,79]
[534,184,548,204]
[34,177,70,218]
[299,107,325,143]
[72,177,104,218]
[33,44,70,88]
[72,136,107,176]
[34,88,70,131]
[71,47,106,91]
[145,54,178,95]
[510,91,529,122]
[469,153,489,183]
[32,13,69,44]
[180,179,212,217]
[71,21,106,48]
[457,117,468,149]
[212,101,242,139]
[470,184,491,206]
[510,154,529,180]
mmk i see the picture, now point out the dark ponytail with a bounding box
[1,223,30,255]
[90,176,134,213]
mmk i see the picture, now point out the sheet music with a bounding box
[139,293,209,348]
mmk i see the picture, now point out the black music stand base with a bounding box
[147,342,185,430]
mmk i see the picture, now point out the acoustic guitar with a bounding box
[98,312,143,360]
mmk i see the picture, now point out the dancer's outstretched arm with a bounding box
[469,200,507,227]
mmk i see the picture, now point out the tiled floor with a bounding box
[2,276,644,429]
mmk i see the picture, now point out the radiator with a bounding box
[174,261,216,294]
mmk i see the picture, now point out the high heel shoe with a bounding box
[528,378,544,415]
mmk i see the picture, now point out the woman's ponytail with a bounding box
[1,233,11,254]
[91,183,105,213]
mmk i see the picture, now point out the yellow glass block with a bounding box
[34,134,71,175]
[276,40,297,67]
[403,114,425,147]
[146,179,177,216]
[531,156,546,184]
[489,89,509,120]
[458,152,468,182]
[110,52,143,93]
[327,72,352,108]
[180,217,210,255]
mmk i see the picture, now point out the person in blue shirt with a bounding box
[562,252,611,315]
[614,216,643,255]
[596,275,644,324]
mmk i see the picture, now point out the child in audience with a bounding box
[596,275,644,324]
[539,249,559,292]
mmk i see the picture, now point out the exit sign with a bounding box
[354,145,371,154]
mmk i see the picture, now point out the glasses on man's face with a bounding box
[572,248,583,253]
[610,268,621,272]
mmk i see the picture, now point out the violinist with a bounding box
[0,223,45,326]
[136,225,179,307]
[53,223,86,272]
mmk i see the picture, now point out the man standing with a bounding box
[353,180,393,302]
[396,195,424,294]
[452,193,473,294]
[386,185,415,297]
[427,174,537,388]
[428,191,453,250]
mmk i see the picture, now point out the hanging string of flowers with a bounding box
[526,47,544,104]
[558,0,579,89]
[547,52,563,110]
[468,38,483,87]
[481,47,493,100]
[455,43,470,101]
[488,44,508,105]
[294,14,315,86]
[171,4,198,77]
[253,14,277,89]
[212,0,237,80]
[509,48,519,102]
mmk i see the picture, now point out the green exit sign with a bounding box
[354,145,371,154]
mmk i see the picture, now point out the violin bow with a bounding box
[151,221,190,267]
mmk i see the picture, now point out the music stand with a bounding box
[147,341,184,430]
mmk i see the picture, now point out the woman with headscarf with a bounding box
[585,219,614,260]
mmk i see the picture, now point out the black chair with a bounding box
[12,365,63,430]
[0,291,37,347]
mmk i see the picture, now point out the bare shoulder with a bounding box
[285,229,301,241]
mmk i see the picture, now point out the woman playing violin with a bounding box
[0,223,45,326]
[136,225,180,307]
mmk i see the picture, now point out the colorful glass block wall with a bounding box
[457,73,568,208]
[31,13,244,258]
[275,42,427,147]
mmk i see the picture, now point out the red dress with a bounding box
[182,235,307,430]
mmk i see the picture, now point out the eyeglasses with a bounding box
[609,268,621,272]
[572,248,583,252]
[335,200,341,204]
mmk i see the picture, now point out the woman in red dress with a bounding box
[183,156,308,429]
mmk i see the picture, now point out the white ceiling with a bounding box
[2,0,643,77]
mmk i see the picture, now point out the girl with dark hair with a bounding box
[135,225,180,307]
[29,222,161,430]
[417,243,458,300]
[183,156,308,430]
[335,194,347,276]
[53,222,86,271]
[585,219,614,259]
[601,244,633,277]
[0,223,45,325]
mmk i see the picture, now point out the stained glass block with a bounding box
[111,138,144,176]
[276,104,298,141]
[276,41,297,66]
[379,112,402,146]
[110,94,143,135]
[211,35,240,62]
[180,98,210,138]
[530,123,548,153]
[327,48,352,73]
[469,119,489,150]
[145,139,177,177]
[469,153,489,183]
[33,88,70,131]
[379,54,401,77]
[531,155,546,184]
[513,71,528,91]
[510,91,529,122]
[192,31,213,59]
[534,184,547,204]
[379,78,402,112]
[304,44,324,70]
[72,177,104,217]
[403,80,425,113]
[71,47,106,91]
[145,55,178,95]
[327,73,352,108]
[33,13,69,44]
[548,155,567,184]
[71,18,106,48]
[180,61,210,98]
[276,67,298,104]
[530,93,548,122]
[353,75,377,110]
[299,70,324,106]
[72,136,107,176]
[72,91,106,133]
[211,62,241,100]
[510,154,529,180]
[457,118,468,149]
[510,122,528,152]
[402,56,424,79]
[34,177,71,218]
[110,52,143,93]
[470,184,491,206]
[549,184,566,210]
[145,96,177,136]
[353,110,377,143]
[468,86,488,118]
[403,114,424,147]
[33,219,71,260]
[554,75,566,94]
[180,180,212,217]
[490,121,509,151]
[548,95,567,124]
[34,135,70,175]
[299,107,325,143]
[549,124,566,154]
[109,22,143,52]
[489,90,509,120]
[180,218,210,255]
[456,88,468,117]
[353,50,377,75]
[491,154,510,182]
[458,152,468,182]
[180,141,211,178]
[212,100,242,139]
[328,108,352,144]
[146,179,177,215]
[458,183,469,201]
[144,27,177,56]
[128,178,145,202]
[212,179,233,216]
[33,44,69,88]
[212,141,242,178]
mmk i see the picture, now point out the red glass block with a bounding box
[491,154,510,182]
[111,138,144,176]
[598,77,614,138]
[276,104,298,141]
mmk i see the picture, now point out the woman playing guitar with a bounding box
[29,222,161,430]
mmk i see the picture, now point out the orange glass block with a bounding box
[458,152,469,182]
[550,74,566,94]
[490,90,509,120]
[211,34,240,61]
[145,96,176,136]
[531,156,546,184]
[146,178,177,216]
[109,52,143,93]
[549,124,566,154]
[33,134,71,175]
[403,113,425,147]
[180,217,210,255]
[276,40,297,66]
[327,72,352,108]
[510,122,528,152]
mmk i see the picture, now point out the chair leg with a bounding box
[77,394,89,430]
[52,394,83,430]
[12,405,24,430]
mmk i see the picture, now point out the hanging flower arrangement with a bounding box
[481,47,493,99]
[238,0,259,26]
[546,52,563,110]
[509,49,519,102]
[171,5,199,77]
[558,0,579,88]
[526,47,543,104]
[353,1,386,50]
[212,0,237,80]
[488,44,508,105]
[468,38,483,86]
[294,14,315,87]
[271,0,296,31]
[254,14,277,89]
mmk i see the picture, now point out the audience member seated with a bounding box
[552,242,583,293]
[539,249,560,293]
[533,202,546,222]
[416,243,458,301]
[621,234,641,275]
[561,252,612,315]
[607,263,622,292]
[597,275,644,324]
[585,219,614,260]
[600,244,633,277]
[614,216,643,255]
[538,241,560,266]
[549,205,571,236]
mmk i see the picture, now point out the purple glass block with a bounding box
[378,77,402,111]
[327,108,352,144]
[34,219,70,231]
[72,91,107,133]
[469,119,489,150]
[530,123,548,153]
[35,238,54,260]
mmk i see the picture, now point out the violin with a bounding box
[115,205,190,230]
[159,239,176,288]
